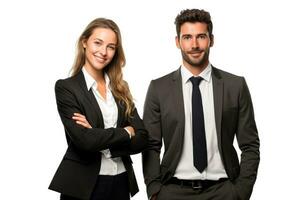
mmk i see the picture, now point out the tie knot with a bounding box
[190,76,203,86]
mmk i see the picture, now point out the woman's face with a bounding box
[83,27,117,72]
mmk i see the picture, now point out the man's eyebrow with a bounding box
[181,32,208,37]
[181,34,192,37]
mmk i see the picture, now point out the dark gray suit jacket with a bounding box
[49,71,148,199]
[142,66,259,200]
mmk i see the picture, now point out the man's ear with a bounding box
[175,36,180,49]
[210,34,214,47]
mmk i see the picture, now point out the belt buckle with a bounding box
[192,180,202,190]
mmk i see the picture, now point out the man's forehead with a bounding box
[180,22,208,33]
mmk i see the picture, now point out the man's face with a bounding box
[176,22,213,69]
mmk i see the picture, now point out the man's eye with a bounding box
[198,34,208,39]
[183,36,191,40]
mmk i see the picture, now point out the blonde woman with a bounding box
[49,18,148,200]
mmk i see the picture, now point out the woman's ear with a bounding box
[82,39,87,48]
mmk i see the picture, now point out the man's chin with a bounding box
[188,59,204,67]
[188,56,203,64]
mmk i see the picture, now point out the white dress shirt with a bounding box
[82,67,126,175]
[174,63,227,180]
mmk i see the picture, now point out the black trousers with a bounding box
[60,172,130,200]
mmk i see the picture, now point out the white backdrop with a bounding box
[1,0,299,199]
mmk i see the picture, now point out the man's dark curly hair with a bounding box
[175,9,213,39]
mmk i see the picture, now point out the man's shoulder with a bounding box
[212,66,244,81]
[212,66,247,92]
[151,68,180,83]
[145,68,180,94]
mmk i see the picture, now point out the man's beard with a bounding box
[181,48,210,68]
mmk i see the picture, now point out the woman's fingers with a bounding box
[75,120,90,128]
[73,113,86,118]
[72,115,85,121]
[72,113,92,128]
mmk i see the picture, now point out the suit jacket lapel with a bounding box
[76,70,125,128]
[211,66,224,153]
[87,89,105,128]
[116,98,125,127]
[76,71,105,128]
[172,68,186,156]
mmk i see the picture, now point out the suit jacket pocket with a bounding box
[63,151,91,164]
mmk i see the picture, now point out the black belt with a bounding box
[167,177,228,190]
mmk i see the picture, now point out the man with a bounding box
[143,9,259,200]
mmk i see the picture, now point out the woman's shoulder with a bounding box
[55,72,83,91]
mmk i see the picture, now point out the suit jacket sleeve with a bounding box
[235,78,260,199]
[55,79,131,152]
[142,80,163,198]
[110,107,148,157]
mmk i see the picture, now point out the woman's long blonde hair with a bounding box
[71,18,134,118]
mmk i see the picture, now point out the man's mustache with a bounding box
[187,49,205,54]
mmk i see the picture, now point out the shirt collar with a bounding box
[181,63,212,84]
[82,66,110,91]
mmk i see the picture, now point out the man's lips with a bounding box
[188,51,204,57]
[188,50,204,54]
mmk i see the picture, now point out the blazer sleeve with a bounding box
[55,79,131,152]
[142,80,163,198]
[235,77,260,199]
[110,107,148,157]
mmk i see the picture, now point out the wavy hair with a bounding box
[175,9,213,40]
[71,18,134,118]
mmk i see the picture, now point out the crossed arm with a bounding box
[72,112,135,137]
[55,80,148,155]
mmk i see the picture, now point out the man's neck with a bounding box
[182,60,209,76]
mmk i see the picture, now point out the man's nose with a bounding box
[192,37,199,49]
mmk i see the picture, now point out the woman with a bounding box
[49,18,148,200]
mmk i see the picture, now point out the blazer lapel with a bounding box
[172,68,186,154]
[87,90,105,128]
[116,98,125,127]
[211,66,224,154]
[76,71,105,128]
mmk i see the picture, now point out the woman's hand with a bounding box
[72,113,92,128]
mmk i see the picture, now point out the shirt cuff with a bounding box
[124,127,131,139]
[101,149,112,158]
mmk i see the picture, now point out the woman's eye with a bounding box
[108,46,116,50]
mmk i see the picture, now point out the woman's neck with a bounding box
[83,65,105,84]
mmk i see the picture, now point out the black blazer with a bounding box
[143,66,260,200]
[49,71,148,199]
